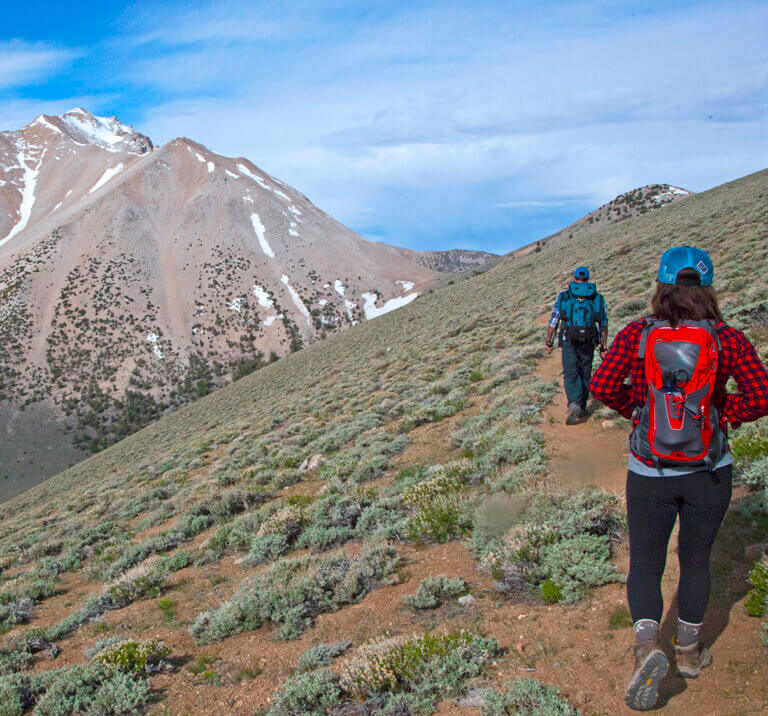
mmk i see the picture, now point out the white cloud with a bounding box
[4,1,768,252]
[0,41,79,90]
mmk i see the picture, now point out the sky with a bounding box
[1,1,767,254]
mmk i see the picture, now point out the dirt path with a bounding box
[538,351,628,495]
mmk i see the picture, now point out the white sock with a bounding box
[634,618,660,643]
[677,617,703,647]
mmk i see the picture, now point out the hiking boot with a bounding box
[674,642,712,678]
[566,402,582,425]
[624,639,669,711]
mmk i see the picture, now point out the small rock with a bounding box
[601,419,618,430]
[517,613,527,620]
[457,594,475,607]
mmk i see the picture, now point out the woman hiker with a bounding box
[591,246,768,711]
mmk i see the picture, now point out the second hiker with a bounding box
[545,266,608,424]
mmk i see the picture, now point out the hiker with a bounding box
[590,246,768,711]
[545,266,608,424]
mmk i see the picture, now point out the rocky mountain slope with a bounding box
[0,168,764,714]
[510,183,693,258]
[404,248,499,272]
[0,110,442,492]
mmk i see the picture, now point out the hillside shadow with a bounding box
[654,493,762,708]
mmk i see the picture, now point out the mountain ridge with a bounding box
[0,109,456,493]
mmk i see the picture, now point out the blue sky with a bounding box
[1,1,767,253]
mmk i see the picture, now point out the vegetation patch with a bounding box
[480,677,581,715]
[266,630,499,715]
[191,544,398,643]
[746,556,768,618]
[295,641,352,673]
[403,575,469,610]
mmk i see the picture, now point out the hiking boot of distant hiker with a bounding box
[674,642,712,678]
[624,639,669,711]
[566,402,582,425]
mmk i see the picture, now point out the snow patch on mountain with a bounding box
[33,116,61,134]
[361,291,419,320]
[89,163,124,194]
[60,109,147,155]
[252,284,274,308]
[146,333,164,359]
[396,280,415,292]
[0,146,44,246]
[281,274,311,325]
[250,212,274,258]
[334,280,346,296]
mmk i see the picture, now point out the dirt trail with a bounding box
[538,351,628,495]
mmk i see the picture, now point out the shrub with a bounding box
[0,663,151,716]
[477,487,625,602]
[295,641,351,673]
[94,639,171,674]
[480,678,580,715]
[339,630,499,704]
[405,472,469,543]
[537,534,623,604]
[738,458,768,491]
[0,599,34,633]
[745,557,768,617]
[0,640,32,677]
[538,580,562,605]
[247,533,290,565]
[731,426,768,465]
[190,544,398,643]
[45,554,187,641]
[266,669,341,715]
[403,575,468,610]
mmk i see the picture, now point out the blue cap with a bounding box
[657,246,714,286]
[574,266,589,280]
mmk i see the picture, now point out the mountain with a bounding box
[404,248,499,272]
[0,169,764,713]
[510,183,693,258]
[0,110,443,493]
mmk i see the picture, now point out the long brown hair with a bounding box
[650,268,723,327]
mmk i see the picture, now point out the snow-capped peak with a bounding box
[56,108,153,155]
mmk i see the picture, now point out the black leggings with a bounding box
[626,466,732,624]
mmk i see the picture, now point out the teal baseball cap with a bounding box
[573,266,589,280]
[657,246,714,286]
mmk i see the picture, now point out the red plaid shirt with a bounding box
[591,319,768,431]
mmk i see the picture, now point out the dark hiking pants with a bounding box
[561,340,594,409]
[626,466,732,624]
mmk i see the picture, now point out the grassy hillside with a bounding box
[0,169,766,714]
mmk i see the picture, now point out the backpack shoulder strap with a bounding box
[694,318,723,352]
[637,318,666,360]
[558,289,572,322]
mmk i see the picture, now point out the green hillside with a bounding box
[0,169,766,714]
